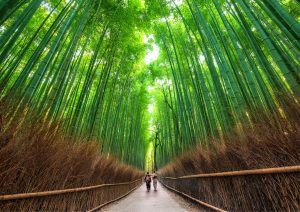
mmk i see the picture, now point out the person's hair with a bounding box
[147,172,149,174]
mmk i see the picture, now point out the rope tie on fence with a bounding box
[0,179,142,201]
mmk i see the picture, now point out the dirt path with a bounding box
[102,182,187,212]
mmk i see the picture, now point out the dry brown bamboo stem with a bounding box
[0,179,142,201]
[162,165,300,180]
[160,180,226,212]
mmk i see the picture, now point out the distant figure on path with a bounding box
[144,172,151,192]
[152,171,158,191]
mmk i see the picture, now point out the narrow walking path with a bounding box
[102,182,187,212]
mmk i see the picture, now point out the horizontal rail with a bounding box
[161,165,300,180]
[160,180,226,212]
[87,182,141,212]
[0,179,142,201]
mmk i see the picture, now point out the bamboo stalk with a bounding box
[161,165,300,179]
[0,179,142,201]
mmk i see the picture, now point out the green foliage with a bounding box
[0,0,159,169]
[151,0,300,167]
[0,0,299,169]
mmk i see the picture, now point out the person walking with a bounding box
[144,172,151,191]
[152,171,158,191]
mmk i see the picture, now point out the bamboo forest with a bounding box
[0,0,299,211]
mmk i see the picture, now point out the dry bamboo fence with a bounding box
[0,179,142,211]
[162,165,300,179]
[87,184,140,212]
[160,180,227,212]
[160,165,300,211]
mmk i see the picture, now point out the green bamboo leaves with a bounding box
[0,0,149,169]
[153,0,300,167]
[0,0,299,169]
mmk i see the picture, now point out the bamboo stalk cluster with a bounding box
[0,0,299,169]
[152,0,300,166]
[0,0,149,168]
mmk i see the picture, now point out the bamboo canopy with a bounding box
[0,0,299,168]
